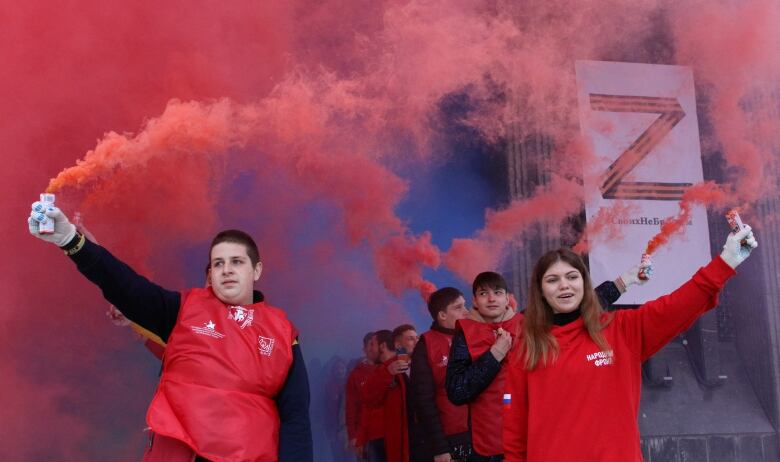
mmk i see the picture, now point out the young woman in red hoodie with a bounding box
[503,226,757,462]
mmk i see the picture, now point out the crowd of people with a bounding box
[28,199,757,462]
[337,234,757,462]
[340,266,623,461]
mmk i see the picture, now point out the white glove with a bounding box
[28,203,77,247]
[620,264,649,287]
[720,225,757,269]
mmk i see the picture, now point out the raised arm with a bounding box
[621,227,756,361]
[594,280,622,310]
[29,204,181,341]
[596,260,655,311]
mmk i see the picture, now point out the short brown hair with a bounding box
[210,229,260,266]
[374,329,394,351]
[427,287,464,321]
[392,324,416,344]
[472,271,508,295]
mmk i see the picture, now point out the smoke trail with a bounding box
[645,182,728,254]
[45,83,441,298]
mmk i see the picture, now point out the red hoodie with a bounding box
[503,257,735,462]
[361,358,410,462]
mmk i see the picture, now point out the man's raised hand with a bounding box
[28,202,76,247]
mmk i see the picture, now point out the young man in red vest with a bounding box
[361,326,419,462]
[446,271,635,461]
[29,204,312,462]
[346,331,385,461]
[410,287,470,462]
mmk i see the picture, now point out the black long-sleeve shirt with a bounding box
[69,238,313,462]
[445,281,622,405]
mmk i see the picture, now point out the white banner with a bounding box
[575,60,711,305]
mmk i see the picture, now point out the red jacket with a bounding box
[361,358,410,462]
[145,288,296,462]
[346,361,385,446]
[503,257,735,461]
[459,315,522,456]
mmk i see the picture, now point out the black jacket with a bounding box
[410,322,467,458]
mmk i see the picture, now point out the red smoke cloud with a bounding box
[671,0,780,205]
[637,2,780,254]
[442,0,780,280]
[4,0,780,460]
[444,175,584,282]
[573,201,638,254]
[375,233,441,299]
[2,3,296,459]
[45,87,439,296]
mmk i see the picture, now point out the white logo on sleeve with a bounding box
[258,336,276,357]
[586,350,614,367]
[191,320,226,339]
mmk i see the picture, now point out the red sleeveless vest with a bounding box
[458,315,521,456]
[421,330,469,436]
[146,288,295,462]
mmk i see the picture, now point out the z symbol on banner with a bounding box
[590,94,691,201]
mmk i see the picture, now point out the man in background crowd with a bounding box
[346,332,384,461]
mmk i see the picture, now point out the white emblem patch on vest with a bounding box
[258,336,275,356]
[227,305,254,329]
